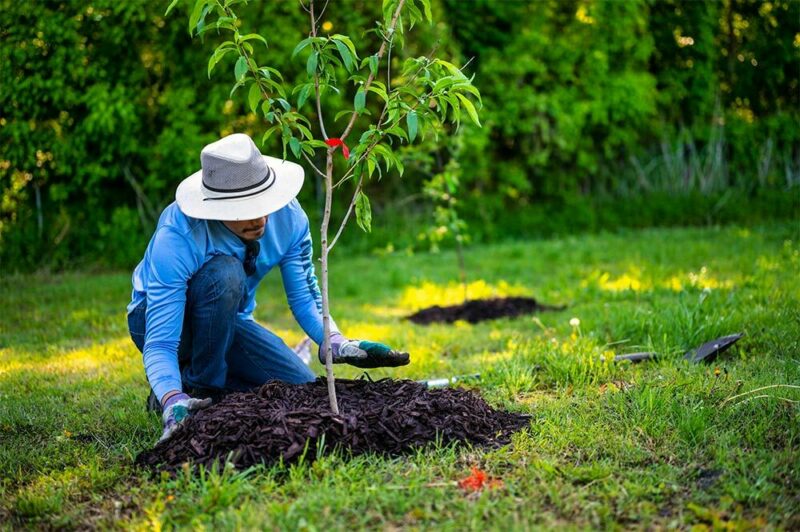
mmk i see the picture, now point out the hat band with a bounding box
[202,166,276,201]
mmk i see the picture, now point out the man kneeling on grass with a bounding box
[127,133,409,442]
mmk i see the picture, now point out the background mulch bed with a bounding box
[136,378,530,473]
[406,296,565,325]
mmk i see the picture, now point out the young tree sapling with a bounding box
[172,0,481,414]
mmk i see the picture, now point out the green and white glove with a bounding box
[158,392,212,443]
[320,333,410,369]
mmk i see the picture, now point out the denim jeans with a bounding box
[128,255,316,400]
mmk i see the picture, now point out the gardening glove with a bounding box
[319,332,410,369]
[158,392,212,444]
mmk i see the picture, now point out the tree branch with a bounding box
[310,0,329,140]
[328,175,364,252]
[339,0,407,142]
[302,151,327,178]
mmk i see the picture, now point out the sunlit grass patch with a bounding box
[485,331,624,402]
[581,265,736,293]
[0,338,138,380]
[398,279,528,311]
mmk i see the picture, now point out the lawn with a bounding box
[1,223,798,529]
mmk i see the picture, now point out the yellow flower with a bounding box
[321,21,333,32]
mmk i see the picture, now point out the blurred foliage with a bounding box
[0,0,798,271]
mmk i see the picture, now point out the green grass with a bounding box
[1,223,799,529]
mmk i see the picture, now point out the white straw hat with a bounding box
[176,133,304,221]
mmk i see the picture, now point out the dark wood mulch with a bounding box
[406,296,565,325]
[135,378,530,473]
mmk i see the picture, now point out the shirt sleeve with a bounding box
[279,210,339,345]
[143,227,201,402]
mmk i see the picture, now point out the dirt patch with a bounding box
[696,468,723,490]
[136,378,530,473]
[406,296,565,325]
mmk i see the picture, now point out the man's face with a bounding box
[222,216,268,241]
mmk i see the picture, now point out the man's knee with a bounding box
[189,255,246,309]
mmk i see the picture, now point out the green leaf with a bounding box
[435,59,463,78]
[382,0,395,26]
[335,109,355,122]
[234,56,248,82]
[292,38,313,59]
[296,123,313,140]
[261,126,279,145]
[259,66,283,80]
[433,76,454,94]
[188,0,207,36]
[301,142,315,156]
[238,33,268,49]
[289,137,301,158]
[369,54,379,76]
[406,1,423,28]
[419,0,433,22]
[332,39,353,72]
[306,51,318,77]
[406,110,418,142]
[332,34,358,59]
[247,83,261,113]
[297,84,312,109]
[229,79,246,98]
[366,84,388,103]
[454,82,482,104]
[355,191,372,232]
[372,144,393,173]
[195,3,211,34]
[305,139,329,149]
[208,46,234,79]
[354,88,366,113]
[213,17,236,31]
[455,93,481,126]
[165,0,180,16]
[386,125,409,142]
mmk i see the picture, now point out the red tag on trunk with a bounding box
[325,138,350,159]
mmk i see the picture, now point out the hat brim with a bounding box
[175,155,304,221]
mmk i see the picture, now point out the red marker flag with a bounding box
[325,138,350,159]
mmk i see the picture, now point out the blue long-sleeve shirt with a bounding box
[128,199,337,401]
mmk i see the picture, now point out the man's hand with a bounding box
[319,333,410,369]
[158,392,212,443]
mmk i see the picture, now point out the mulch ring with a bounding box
[135,378,530,473]
[406,296,565,325]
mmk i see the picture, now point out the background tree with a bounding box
[419,134,470,302]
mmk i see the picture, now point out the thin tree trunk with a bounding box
[456,236,467,303]
[34,183,43,239]
[320,149,339,414]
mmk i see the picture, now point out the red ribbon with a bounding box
[325,138,350,160]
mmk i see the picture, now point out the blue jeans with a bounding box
[128,255,316,399]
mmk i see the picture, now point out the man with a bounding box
[127,133,409,442]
